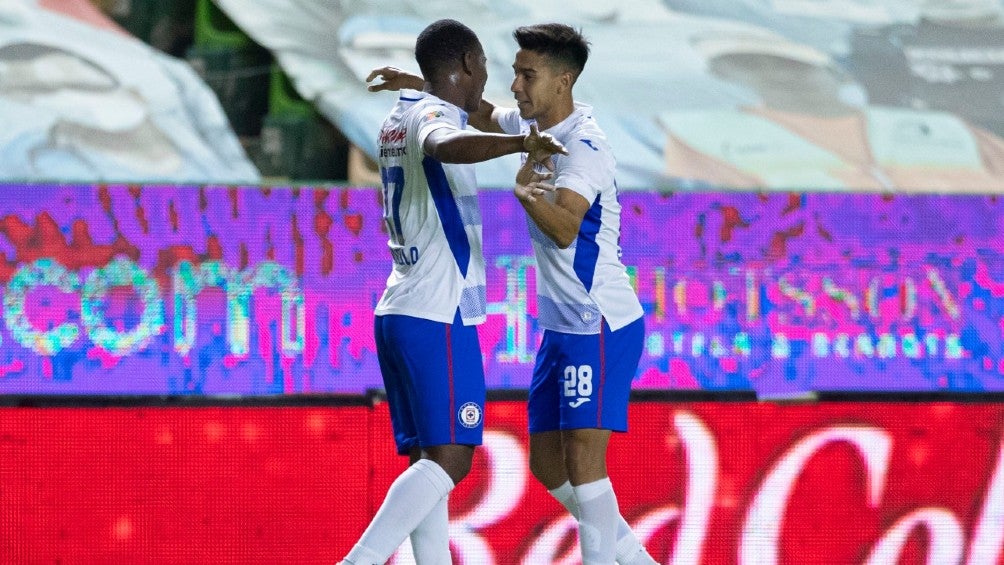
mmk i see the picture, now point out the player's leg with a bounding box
[559,317,654,565]
[406,309,484,562]
[529,328,614,563]
[410,496,449,564]
[409,450,451,565]
[341,313,481,565]
[528,329,570,490]
[411,309,484,483]
[529,430,567,488]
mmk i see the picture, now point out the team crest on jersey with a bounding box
[458,402,483,428]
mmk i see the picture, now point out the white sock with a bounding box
[344,459,454,565]
[615,537,660,565]
[549,481,658,565]
[574,478,619,565]
[409,496,452,564]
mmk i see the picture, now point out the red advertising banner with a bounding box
[2,401,1003,564]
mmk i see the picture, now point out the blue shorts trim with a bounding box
[375,310,485,455]
[528,317,643,433]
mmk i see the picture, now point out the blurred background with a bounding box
[5,0,1004,190]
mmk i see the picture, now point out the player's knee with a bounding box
[442,456,472,484]
[529,447,566,489]
[528,452,548,483]
[425,444,474,485]
[562,432,608,475]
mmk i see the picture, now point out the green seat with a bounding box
[268,65,313,119]
[258,112,348,182]
[193,0,253,49]
[186,0,272,136]
[256,65,348,182]
[185,44,271,137]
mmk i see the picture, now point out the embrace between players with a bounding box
[338,19,655,565]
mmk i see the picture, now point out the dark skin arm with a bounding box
[513,158,590,249]
[424,123,564,166]
[469,98,504,134]
[366,66,504,133]
[422,127,526,164]
[365,67,558,163]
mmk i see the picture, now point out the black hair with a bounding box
[513,23,590,79]
[414,19,481,81]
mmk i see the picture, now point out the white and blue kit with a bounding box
[499,103,645,432]
[375,89,486,454]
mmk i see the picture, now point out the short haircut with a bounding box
[513,23,590,79]
[414,19,481,81]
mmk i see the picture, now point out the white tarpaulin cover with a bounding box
[213,0,1004,192]
[0,0,260,184]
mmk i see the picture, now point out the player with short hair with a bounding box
[367,21,654,565]
[339,19,564,565]
[502,23,652,565]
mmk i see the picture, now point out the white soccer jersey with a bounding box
[374,90,487,325]
[498,103,643,333]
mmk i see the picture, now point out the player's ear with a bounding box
[558,70,573,93]
[461,51,475,76]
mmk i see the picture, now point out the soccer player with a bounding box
[339,19,564,565]
[503,24,652,565]
[367,23,655,565]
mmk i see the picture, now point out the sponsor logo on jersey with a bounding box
[458,402,483,428]
[379,128,406,144]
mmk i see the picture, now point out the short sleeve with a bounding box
[553,136,615,203]
[415,103,462,149]
[495,107,524,135]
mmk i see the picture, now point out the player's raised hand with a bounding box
[365,66,424,92]
[514,157,556,204]
[522,123,567,171]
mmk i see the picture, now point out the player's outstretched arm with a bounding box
[423,126,566,165]
[366,66,505,133]
[365,66,424,92]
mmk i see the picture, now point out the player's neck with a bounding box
[425,81,466,111]
[535,97,575,131]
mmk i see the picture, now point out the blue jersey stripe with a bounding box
[423,156,471,278]
[573,194,602,292]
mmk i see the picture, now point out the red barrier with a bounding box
[2,402,1004,564]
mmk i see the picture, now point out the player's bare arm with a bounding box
[423,125,566,166]
[513,158,589,248]
[367,65,506,133]
[365,66,424,92]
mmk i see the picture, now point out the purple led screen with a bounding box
[0,183,1001,395]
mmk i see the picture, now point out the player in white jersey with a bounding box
[366,23,655,565]
[499,24,653,565]
[339,19,565,565]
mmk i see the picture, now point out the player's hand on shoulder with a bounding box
[514,156,556,204]
[522,123,567,172]
[365,66,424,92]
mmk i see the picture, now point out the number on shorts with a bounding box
[563,365,593,398]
